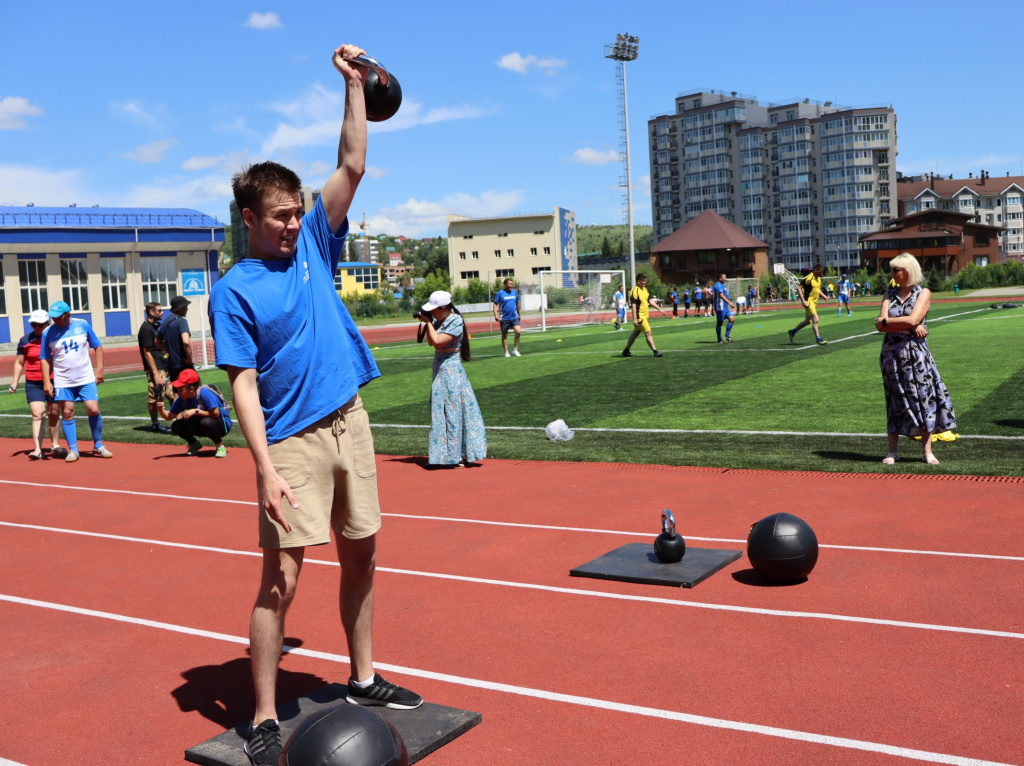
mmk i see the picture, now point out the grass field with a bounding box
[2,300,1021,476]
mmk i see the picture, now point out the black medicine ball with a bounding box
[281,704,409,766]
[746,512,819,582]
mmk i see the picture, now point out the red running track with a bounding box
[1,439,1022,765]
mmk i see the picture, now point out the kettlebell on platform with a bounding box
[653,509,686,563]
[350,55,403,122]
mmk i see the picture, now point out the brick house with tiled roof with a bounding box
[897,171,1024,260]
[650,209,769,285]
[859,209,1002,274]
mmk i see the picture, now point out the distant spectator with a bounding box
[156,369,232,457]
[682,287,691,317]
[9,309,63,460]
[493,278,522,357]
[159,295,195,381]
[667,287,679,319]
[138,302,173,434]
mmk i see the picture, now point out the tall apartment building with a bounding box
[649,90,897,271]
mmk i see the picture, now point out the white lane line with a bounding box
[0,593,1014,766]
[2,521,1021,641]
[1,480,1021,562]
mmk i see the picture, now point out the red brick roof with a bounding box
[898,175,1024,200]
[651,209,767,252]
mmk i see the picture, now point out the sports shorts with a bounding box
[261,395,381,549]
[54,382,99,402]
[24,379,53,405]
[805,300,819,319]
[634,317,651,333]
[145,369,174,406]
[500,319,520,333]
[838,294,850,304]
[716,309,734,321]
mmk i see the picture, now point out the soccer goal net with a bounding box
[528,270,626,331]
[727,277,761,313]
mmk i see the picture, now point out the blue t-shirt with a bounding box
[169,386,233,433]
[209,198,378,445]
[713,282,730,312]
[694,287,702,300]
[683,289,690,302]
[494,289,519,321]
[668,290,678,305]
[40,318,102,387]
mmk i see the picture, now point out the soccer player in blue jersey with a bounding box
[837,273,853,317]
[712,273,737,343]
[493,278,522,356]
[209,43,421,766]
[39,301,111,462]
[613,286,626,329]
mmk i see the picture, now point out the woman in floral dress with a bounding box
[418,290,486,466]
[874,253,956,465]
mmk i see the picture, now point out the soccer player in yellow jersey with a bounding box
[788,263,830,345]
[622,273,667,357]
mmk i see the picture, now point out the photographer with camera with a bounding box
[417,291,486,466]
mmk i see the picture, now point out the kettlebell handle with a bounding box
[348,55,391,88]
[661,509,676,537]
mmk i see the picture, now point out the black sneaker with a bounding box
[787,329,796,344]
[621,349,632,357]
[244,719,282,766]
[724,337,734,343]
[653,351,663,357]
[152,423,172,434]
[346,674,423,709]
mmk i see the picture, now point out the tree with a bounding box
[414,269,451,302]
[601,236,612,258]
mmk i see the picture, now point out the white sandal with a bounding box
[882,453,899,465]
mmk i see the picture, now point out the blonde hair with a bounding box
[889,252,923,286]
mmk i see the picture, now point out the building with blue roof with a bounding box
[0,206,224,344]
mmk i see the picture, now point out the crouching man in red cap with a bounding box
[156,368,232,457]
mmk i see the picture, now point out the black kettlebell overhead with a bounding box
[350,55,403,122]
[653,509,686,564]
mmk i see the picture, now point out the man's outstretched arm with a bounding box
[321,43,369,233]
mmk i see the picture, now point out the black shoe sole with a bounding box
[345,693,424,710]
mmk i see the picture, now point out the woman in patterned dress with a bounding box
[418,291,487,466]
[874,253,956,465]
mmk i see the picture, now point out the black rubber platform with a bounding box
[570,543,742,588]
[185,683,481,765]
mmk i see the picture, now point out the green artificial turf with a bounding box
[2,301,1021,475]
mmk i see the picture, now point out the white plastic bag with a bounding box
[545,419,575,442]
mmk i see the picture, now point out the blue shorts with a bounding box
[54,382,99,403]
[716,309,734,321]
[25,380,53,405]
[617,308,626,320]
[838,294,850,304]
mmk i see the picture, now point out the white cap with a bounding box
[29,309,50,325]
[421,290,452,311]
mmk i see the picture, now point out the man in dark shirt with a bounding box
[138,302,172,433]
[159,295,194,381]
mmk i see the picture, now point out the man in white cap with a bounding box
[39,300,112,461]
[209,43,421,766]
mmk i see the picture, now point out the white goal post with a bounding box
[534,270,627,331]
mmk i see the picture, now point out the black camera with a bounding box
[413,311,426,321]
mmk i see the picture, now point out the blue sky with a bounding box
[3,1,1023,237]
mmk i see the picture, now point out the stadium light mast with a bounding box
[605,33,639,289]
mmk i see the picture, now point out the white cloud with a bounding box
[244,12,282,29]
[124,138,177,164]
[261,83,493,152]
[0,97,44,130]
[0,164,84,205]
[635,174,651,199]
[497,53,568,75]
[366,166,387,179]
[370,190,525,237]
[568,148,619,166]
[182,150,254,173]
[124,174,234,208]
[111,100,167,129]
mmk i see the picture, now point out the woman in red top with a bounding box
[9,310,64,459]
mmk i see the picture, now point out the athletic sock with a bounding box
[726,322,733,337]
[88,413,103,449]
[61,418,79,454]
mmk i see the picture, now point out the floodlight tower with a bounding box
[605,33,639,289]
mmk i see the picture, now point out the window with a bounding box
[350,267,379,290]
[61,258,89,311]
[507,249,514,258]
[495,268,514,278]
[1006,195,1021,206]
[498,232,508,238]
[19,260,48,314]
[459,252,466,260]
[494,249,502,258]
[533,230,544,235]
[543,247,551,255]
[462,234,473,239]
[140,256,178,306]
[100,257,128,310]
[334,268,344,291]
[530,247,538,256]
[975,233,990,247]
[532,267,551,275]
[959,198,974,208]
[975,256,989,267]
[460,270,480,280]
